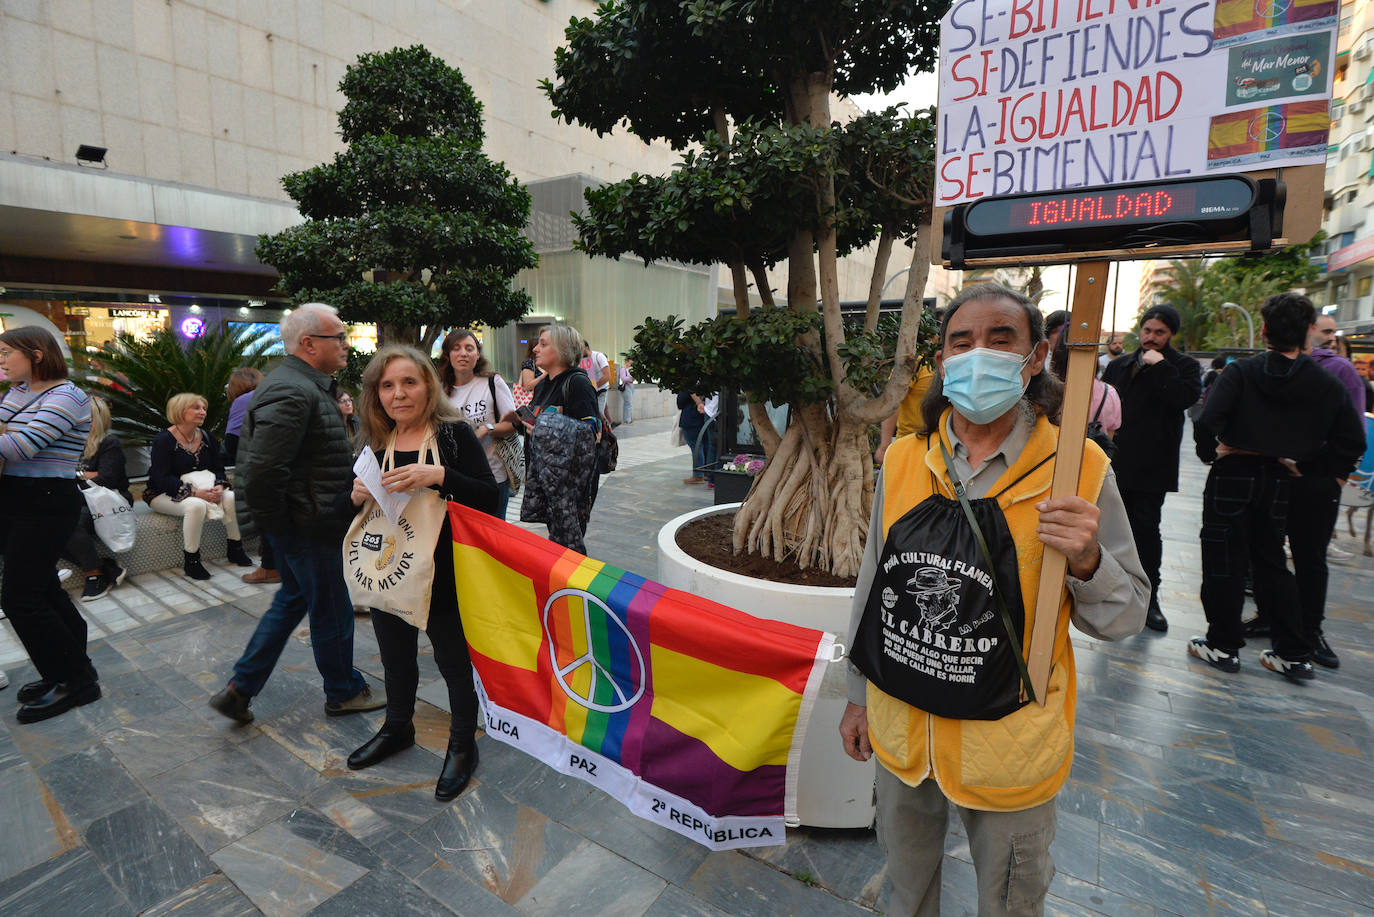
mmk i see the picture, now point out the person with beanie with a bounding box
[1101,303,1202,633]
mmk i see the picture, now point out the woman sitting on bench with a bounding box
[145,392,252,580]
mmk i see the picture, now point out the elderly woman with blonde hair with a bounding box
[145,392,252,580]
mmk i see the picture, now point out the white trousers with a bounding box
[150,492,241,553]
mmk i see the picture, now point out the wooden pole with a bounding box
[1026,260,1109,704]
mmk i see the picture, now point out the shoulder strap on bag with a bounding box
[938,439,1037,705]
[1090,384,1106,424]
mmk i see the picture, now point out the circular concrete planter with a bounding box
[657,503,876,829]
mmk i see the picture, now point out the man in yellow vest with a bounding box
[840,283,1148,916]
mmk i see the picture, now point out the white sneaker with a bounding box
[1327,543,1356,562]
[0,671,8,690]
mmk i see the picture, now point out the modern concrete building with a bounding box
[1319,0,1374,339]
[0,0,922,384]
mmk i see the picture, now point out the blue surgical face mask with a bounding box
[941,347,1034,425]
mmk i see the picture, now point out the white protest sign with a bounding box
[936,0,1338,207]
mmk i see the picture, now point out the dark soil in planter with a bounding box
[675,511,858,589]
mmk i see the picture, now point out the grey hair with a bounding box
[280,302,339,355]
[540,323,584,370]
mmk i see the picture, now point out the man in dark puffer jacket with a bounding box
[209,303,385,724]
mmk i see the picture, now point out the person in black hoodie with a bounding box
[1189,293,1365,681]
[1101,304,1202,632]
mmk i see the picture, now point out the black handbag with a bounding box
[1087,385,1116,461]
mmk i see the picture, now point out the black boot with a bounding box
[226,539,253,567]
[183,551,211,580]
[435,737,478,801]
[347,721,415,770]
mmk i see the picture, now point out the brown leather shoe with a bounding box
[241,567,280,585]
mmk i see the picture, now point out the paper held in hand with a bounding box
[353,447,410,526]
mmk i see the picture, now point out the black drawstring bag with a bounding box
[851,442,1048,720]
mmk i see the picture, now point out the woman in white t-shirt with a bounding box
[440,329,518,517]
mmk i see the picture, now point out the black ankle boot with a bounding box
[435,737,478,801]
[347,721,415,770]
[183,551,211,580]
[226,539,253,567]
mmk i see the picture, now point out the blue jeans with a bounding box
[230,532,366,703]
[496,479,511,519]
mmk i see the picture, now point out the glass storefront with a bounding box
[66,304,170,354]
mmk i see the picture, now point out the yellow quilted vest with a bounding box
[866,410,1109,812]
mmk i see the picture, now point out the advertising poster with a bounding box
[936,0,1337,206]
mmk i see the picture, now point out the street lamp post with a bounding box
[1220,302,1254,349]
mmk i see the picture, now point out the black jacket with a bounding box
[1194,351,1366,478]
[81,434,133,506]
[145,429,229,504]
[1102,345,1202,492]
[237,355,354,543]
[334,421,499,523]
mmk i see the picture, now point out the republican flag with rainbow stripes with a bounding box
[447,502,834,850]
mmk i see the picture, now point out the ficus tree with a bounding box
[257,45,538,349]
[544,0,947,577]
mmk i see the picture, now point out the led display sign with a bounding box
[942,175,1284,267]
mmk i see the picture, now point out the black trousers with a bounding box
[371,533,477,745]
[1285,474,1340,641]
[61,507,102,572]
[1120,488,1166,612]
[0,477,98,687]
[1200,458,1308,659]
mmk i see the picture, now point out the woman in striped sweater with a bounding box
[0,327,98,724]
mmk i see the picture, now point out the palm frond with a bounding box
[76,326,277,445]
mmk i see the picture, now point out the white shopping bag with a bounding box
[83,484,136,552]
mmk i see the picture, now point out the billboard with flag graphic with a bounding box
[447,502,834,850]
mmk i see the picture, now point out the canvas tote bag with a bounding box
[343,430,447,630]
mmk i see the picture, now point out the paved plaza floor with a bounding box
[0,416,1371,916]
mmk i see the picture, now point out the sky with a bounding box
[850,74,1143,335]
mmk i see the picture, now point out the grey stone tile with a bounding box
[303,867,451,917]
[683,850,875,917]
[745,825,885,909]
[0,692,111,768]
[1259,874,1374,917]
[84,798,217,912]
[236,732,330,796]
[211,814,372,917]
[561,785,711,886]
[0,724,26,773]
[0,764,79,882]
[471,734,596,824]
[414,860,522,916]
[310,743,449,831]
[1048,810,1099,885]
[92,669,184,726]
[1097,826,1266,916]
[255,700,382,774]
[0,847,134,917]
[411,783,583,905]
[515,840,666,917]
[36,743,145,829]
[1046,873,1154,917]
[361,826,440,879]
[151,744,299,853]
[102,705,236,779]
[140,874,260,917]
[640,885,733,917]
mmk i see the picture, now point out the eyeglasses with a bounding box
[305,332,349,345]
